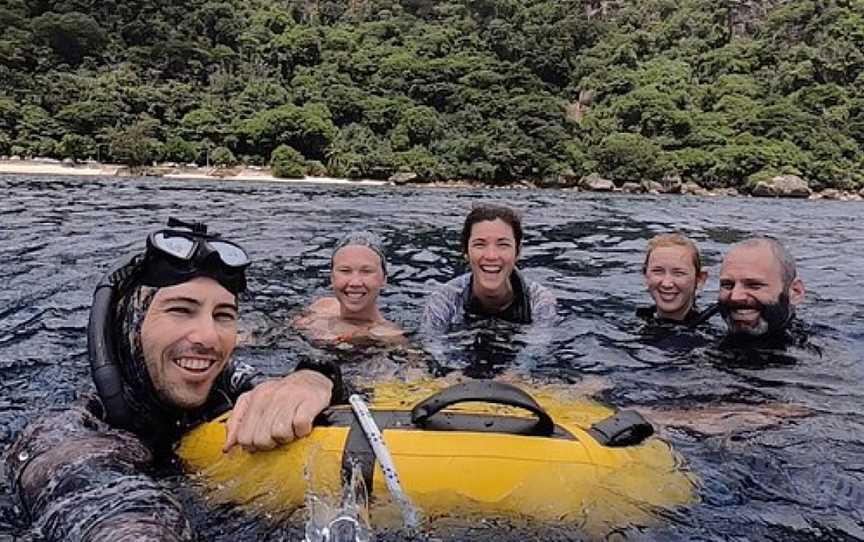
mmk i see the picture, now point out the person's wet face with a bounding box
[718,244,804,337]
[644,245,707,321]
[466,219,519,301]
[140,277,238,409]
[331,245,386,318]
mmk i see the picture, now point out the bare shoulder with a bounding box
[368,319,407,344]
[307,297,340,315]
[294,297,340,328]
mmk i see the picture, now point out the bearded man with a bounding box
[718,237,807,347]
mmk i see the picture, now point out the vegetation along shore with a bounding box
[3,158,863,200]
[1,1,863,197]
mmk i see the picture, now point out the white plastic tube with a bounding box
[348,394,420,529]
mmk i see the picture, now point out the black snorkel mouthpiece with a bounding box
[87,219,251,430]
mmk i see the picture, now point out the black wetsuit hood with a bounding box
[87,253,240,447]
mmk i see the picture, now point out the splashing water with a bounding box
[304,463,374,542]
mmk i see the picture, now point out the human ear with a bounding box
[696,270,708,289]
[789,277,805,306]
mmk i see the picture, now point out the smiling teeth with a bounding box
[480,266,502,273]
[175,357,213,371]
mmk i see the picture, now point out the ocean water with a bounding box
[0,175,861,541]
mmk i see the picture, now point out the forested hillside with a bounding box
[1,0,862,189]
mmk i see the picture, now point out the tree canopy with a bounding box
[1,0,862,189]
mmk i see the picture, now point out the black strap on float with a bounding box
[587,410,654,447]
[411,381,555,437]
[334,382,558,495]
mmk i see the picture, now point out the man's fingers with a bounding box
[292,399,322,439]
[271,404,301,444]
[223,394,250,453]
[221,373,333,453]
[250,428,277,451]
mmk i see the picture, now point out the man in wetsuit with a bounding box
[718,236,807,348]
[2,220,346,541]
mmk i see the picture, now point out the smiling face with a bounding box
[644,245,707,321]
[718,244,805,337]
[331,245,386,320]
[466,219,519,301]
[140,277,238,409]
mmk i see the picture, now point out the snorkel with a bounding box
[87,218,250,430]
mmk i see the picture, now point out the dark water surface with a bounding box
[0,175,862,541]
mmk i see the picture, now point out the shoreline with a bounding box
[1,159,861,200]
[0,160,387,186]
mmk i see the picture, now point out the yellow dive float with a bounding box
[178,380,697,533]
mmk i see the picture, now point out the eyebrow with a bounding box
[159,296,238,311]
[471,237,514,242]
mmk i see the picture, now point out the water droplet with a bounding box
[18,451,29,462]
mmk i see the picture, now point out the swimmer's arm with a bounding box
[420,284,461,335]
[639,402,812,436]
[4,405,194,541]
[222,360,347,453]
[368,321,408,344]
[529,284,559,327]
[513,286,558,371]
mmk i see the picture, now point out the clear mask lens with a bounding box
[152,232,195,259]
[209,240,249,267]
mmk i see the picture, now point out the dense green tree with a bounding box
[327,123,395,178]
[0,98,19,132]
[0,131,11,155]
[162,136,199,164]
[236,102,336,160]
[592,132,666,182]
[0,0,861,189]
[30,11,107,66]
[210,145,237,166]
[56,133,93,159]
[106,117,162,166]
[270,144,306,178]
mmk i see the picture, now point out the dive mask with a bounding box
[140,218,250,294]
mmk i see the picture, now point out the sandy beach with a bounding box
[0,160,387,186]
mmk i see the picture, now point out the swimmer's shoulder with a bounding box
[368,319,407,343]
[295,297,340,328]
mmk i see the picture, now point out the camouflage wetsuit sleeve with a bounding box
[527,280,558,327]
[2,403,193,542]
[420,273,472,335]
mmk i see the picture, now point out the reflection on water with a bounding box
[0,175,862,541]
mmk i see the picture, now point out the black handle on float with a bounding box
[410,381,554,437]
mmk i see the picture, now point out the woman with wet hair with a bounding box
[294,231,404,344]
[422,205,556,334]
[638,233,709,325]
